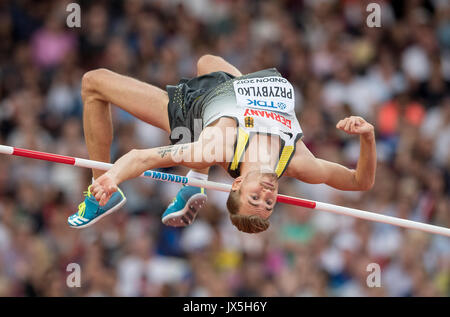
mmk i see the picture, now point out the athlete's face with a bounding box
[233,170,279,219]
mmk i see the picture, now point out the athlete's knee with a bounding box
[197,54,223,71]
[81,68,110,100]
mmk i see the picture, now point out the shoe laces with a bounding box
[77,185,93,217]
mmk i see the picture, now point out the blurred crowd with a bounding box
[0,0,449,297]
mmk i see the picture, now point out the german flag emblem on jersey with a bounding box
[245,116,254,128]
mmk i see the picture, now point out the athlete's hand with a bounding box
[91,173,118,206]
[336,116,374,137]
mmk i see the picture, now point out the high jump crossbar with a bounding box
[0,144,449,237]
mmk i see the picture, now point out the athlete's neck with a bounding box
[240,162,275,178]
[240,134,280,176]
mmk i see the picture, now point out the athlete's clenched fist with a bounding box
[336,116,374,136]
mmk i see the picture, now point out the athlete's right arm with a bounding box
[91,142,213,205]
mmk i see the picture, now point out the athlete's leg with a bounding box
[196,54,242,77]
[69,69,170,228]
[82,68,170,179]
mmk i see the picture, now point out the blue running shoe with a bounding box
[68,185,126,228]
[162,186,207,227]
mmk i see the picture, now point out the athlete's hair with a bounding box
[226,189,270,234]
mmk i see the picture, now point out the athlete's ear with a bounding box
[231,176,243,191]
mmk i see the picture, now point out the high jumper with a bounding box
[66,54,377,233]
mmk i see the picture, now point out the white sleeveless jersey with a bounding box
[201,68,303,178]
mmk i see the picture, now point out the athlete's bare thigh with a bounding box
[87,69,170,133]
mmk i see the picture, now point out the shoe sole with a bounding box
[162,193,207,227]
[69,197,127,229]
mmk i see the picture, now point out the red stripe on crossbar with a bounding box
[277,195,316,209]
[12,148,76,165]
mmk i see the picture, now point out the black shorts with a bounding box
[166,71,235,145]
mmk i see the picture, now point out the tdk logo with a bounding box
[247,99,278,109]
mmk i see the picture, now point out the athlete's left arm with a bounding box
[287,116,376,191]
